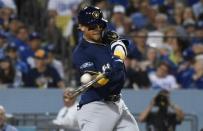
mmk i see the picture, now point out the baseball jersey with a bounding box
[23,65,62,88]
[72,39,126,106]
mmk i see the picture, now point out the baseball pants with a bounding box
[76,99,139,131]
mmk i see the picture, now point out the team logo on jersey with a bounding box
[92,11,100,19]
[80,62,94,69]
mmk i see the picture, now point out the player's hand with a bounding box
[92,63,112,87]
[64,88,75,100]
[102,30,119,45]
[92,72,109,87]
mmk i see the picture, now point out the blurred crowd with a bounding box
[0,0,203,90]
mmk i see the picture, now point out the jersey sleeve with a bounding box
[109,55,125,81]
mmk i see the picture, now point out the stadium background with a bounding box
[0,0,203,131]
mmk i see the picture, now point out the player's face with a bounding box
[82,24,104,43]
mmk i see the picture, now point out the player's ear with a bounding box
[78,24,85,31]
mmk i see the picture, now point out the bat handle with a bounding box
[67,73,106,99]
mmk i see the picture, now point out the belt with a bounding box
[78,94,121,109]
[104,94,121,102]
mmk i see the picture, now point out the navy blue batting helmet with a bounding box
[78,6,107,28]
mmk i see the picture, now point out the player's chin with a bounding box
[92,34,102,41]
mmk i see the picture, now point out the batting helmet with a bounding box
[78,6,107,28]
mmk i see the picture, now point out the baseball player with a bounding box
[69,6,140,131]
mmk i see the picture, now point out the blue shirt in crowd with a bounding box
[23,65,62,88]
[177,68,203,89]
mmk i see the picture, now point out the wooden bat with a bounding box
[68,73,106,99]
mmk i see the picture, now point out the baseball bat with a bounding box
[68,73,106,99]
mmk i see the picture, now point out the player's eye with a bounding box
[88,24,104,31]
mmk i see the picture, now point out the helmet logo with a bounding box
[92,11,100,19]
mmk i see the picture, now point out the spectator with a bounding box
[192,15,203,44]
[154,13,168,31]
[47,0,82,37]
[148,62,179,90]
[176,60,193,89]
[43,17,64,55]
[4,43,27,87]
[0,56,16,88]
[52,88,79,131]
[191,55,203,89]
[171,2,185,25]
[0,30,7,59]
[162,34,189,72]
[131,12,149,30]
[146,30,164,50]
[0,0,16,30]
[192,0,203,18]
[182,7,196,22]
[20,31,42,68]
[23,49,65,88]
[139,90,184,131]
[164,0,176,15]
[177,55,203,89]
[124,57,151,89]
[163,26,177,45]
[110,5,127,36]
[145,6,158,30]
[128,29,148,61]
[44,44,65,79]
[47,0,81,17]
[140,47,159,73]
[6,16,23,42]
[13,25,29,57]
[0,105,18,131]
[183,19,196,38]
[5,43,28,74]
[125,0,139,17]
[146,13,167,49]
